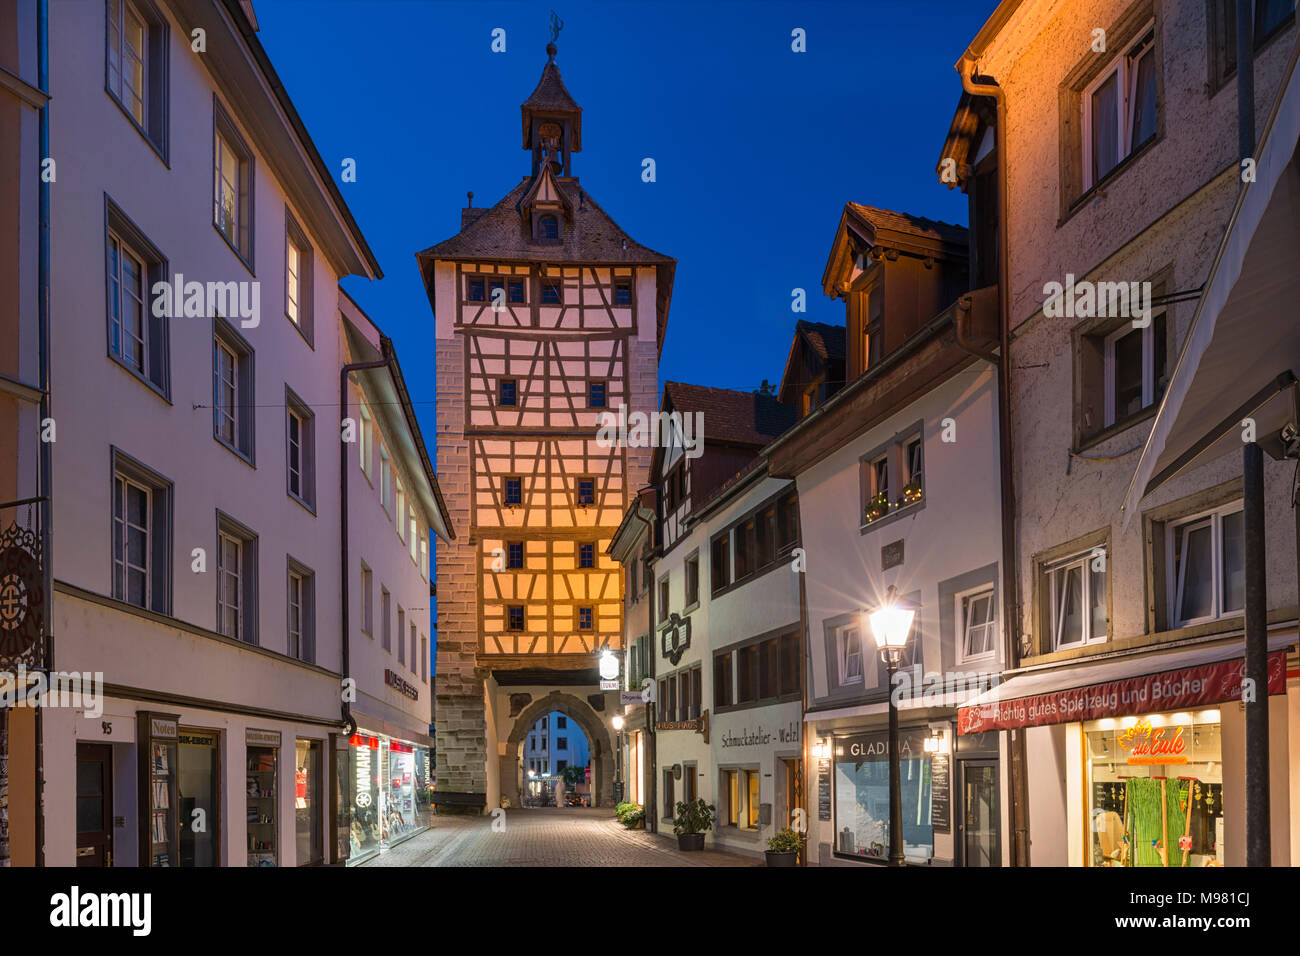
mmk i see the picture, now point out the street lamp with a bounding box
[867,584,915,867]
[611,714,625,805]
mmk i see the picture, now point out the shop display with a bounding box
[245,733,280,867]
[138,713,180,867]
[832,727,934,863]
[348,734,381,864]
[1086,710,1222,867]
[295,739,323,865]
[384,741,417,842]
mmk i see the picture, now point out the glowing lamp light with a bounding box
[612,715,625,731]
[811,739,830,760]
[598,650,619,681]
[869,587,915,650]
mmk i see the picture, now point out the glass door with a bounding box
[178,729,219,866]
[959,759,1000,867]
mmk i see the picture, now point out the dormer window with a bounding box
[539,215,560,242]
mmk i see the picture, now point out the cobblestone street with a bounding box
[360,807,762,867]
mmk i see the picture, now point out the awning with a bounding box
[1121,39,1300,525]
[957,633,1294,734]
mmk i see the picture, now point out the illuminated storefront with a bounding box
[345,732,432,865]
[831,726,934,864]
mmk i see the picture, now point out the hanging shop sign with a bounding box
[655,709,709,743]
[385,669,419,701]
[661,613,691,665]
[957,651,1287,734]
[0,523,45,668]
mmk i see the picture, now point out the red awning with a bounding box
[958,648,1288,734]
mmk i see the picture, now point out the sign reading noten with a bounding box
[957,651,1287,734]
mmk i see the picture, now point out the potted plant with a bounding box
[620,805,645,829]
[864,492,890,523]
[900,480,923,505]
[766,826,801,867]
[673,798,715,851]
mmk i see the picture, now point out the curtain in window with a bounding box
[1129,43,1158,149]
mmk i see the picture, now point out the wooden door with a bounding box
[76,743,113,867]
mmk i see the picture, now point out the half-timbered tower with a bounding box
[417,42,674,808]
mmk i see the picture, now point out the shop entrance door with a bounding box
[957,759,1000,866]
[178,730,220,866]
[75,743,113,867]
[782,757,804,865]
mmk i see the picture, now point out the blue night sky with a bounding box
[255,0,998,438]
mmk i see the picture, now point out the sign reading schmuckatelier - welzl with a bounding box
[385,669,419,701]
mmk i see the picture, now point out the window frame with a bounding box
[507,605,525,631]
[1045,551,1108,651]
[212,317,255,464]
[684,550,700,609]
[1166,501,1245,628]
[1080,20,1158,192]
[1102,311,1168,428]
[284,209,314,345]
[503,475,523,507]
[506,540,525,570]
[836,623,864,686]
[285,386,316,512]
[576,477,596,508]
[104,197,171,399]
[588,380,607,409]
[104,0,169,161]
[216,510,258,645]
[212,96,255,270]
[956,584,998,664]
[286,556,315,663]
[498,378,518,407]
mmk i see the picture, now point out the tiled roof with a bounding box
[522,60,581,114]
[845,202,967,246]
[796,320,847,362]
[417,179,673,266]
[662,382,797,447]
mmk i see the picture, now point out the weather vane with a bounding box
[549,10,564,44]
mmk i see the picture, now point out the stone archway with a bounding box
[504,692,615,809]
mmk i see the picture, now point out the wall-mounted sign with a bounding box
[661,613,691,665]
[817,759,832,821]
[619,691,644,707]
[246,728,281,748]
[150,717,177,739]
[1119,718,1187,765]
[655,709,709,744]
[719,721,800,749]
[929,753,950,831]
[385,669,419,701]
[881,539,904,571]
[958,651,1287,734]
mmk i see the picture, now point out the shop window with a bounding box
[684,551,699,607]
[958,585,997,663]
[246,740,279,866]
[295,739,323,866]
[1086,711,1223,866]
[217,512,258,644]
[833,728,933,863]
[1045,548,1108,650]
[347,735,381,863]
[111,449,172,614]
[384,741,420,845]
[724,770,740,826]
[746,771,761,829]
[1168,503,1244,627]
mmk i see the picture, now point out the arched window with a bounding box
[539,216,559,241]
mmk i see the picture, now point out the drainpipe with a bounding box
[1234,6,1270,867]
[35,0,51,869]
[959,59,1029,867]
[339,349,396,738]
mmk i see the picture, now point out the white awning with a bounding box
[1121,39,1300,525]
